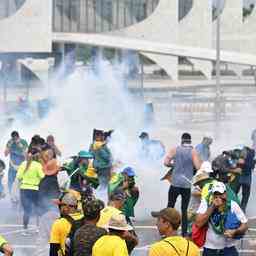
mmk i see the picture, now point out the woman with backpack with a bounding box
[17,148,45,235]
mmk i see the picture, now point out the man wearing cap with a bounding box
[93,214,133,256]
[195,136,213,162]
[149,208,199,256]
[97,189,126,228]
[0,235,13,256]
[108,167,139,224]
[195,182,248,256]
[49,193,83,256]
[97,189,138,255]
[4,131,28,201]
[73,199,107,256]
[164,133,201,236]
[62,150,99,192]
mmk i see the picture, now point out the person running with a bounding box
[164,133,201,236]
[92,214,133,256]
[195,135,213,162]
[89,129,112,187]
[46,135,62,157]
[195,182,248,256]
[149,208,199,256]
[17,148,45,235]
[49,193,83,256]
[4,131,28,202]
[73,199,107,256]
[0,235,13,256]
[0,160,6,199]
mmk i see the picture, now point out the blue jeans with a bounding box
[203,247,238,256]
[8,165,17,194]
[0,176,3,193]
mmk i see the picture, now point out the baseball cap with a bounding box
[139,132,149,139]
[82,199,105,219]
[53,193,78,207]
[122,167,136,177]
[151,208,181,230]
[212,182,226,194]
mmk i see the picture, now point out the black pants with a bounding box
[39,176,60,215]
[167,185,191,236]
[20,189,39,229]
[203,247,238,256]
[235,183,251,212]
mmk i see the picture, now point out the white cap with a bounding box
[198,161,213,173]
[212,182,226,194]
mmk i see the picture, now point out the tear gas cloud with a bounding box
[1,54,256,220]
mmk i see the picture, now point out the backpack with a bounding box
[63,215,85,256]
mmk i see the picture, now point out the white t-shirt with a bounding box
[197,199,247,249]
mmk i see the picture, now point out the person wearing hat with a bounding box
[0,235,13,256]
[49,193,83,256]
[149,208,199,256]
[62,150,99,192]
[17,147,45,235]
[89,129,113,187]
[73,199,107,256]
[195,136,213,162]
[164,133,202,237]
[195,182,248,256]
[97,189,126,228]
[92,214,133,256]
[108,167,139,224]
[4,131,28,202]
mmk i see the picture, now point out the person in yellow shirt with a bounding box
[149,208,199,256]
[0,235,13,256]
[93,214,133,256]
[17,148,45,235]
[97,189,125,228]
[49,193,83,256]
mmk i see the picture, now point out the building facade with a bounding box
[0,0,256,80]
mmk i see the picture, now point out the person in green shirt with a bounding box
[62,151,99,193]
[0,235,13,256]
[89,129,112,187]
[108,167,139,225]
[17,148,45,235]
[4,131,28,201]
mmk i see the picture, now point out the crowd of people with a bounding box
[0,128,255,256]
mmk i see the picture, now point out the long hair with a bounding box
[24,148,40,173]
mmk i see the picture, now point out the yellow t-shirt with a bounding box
[49,212,83,256]
[97,206,122,228]
[0,235,7,249]
[92,235,128,256]
[149,236,199,256]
